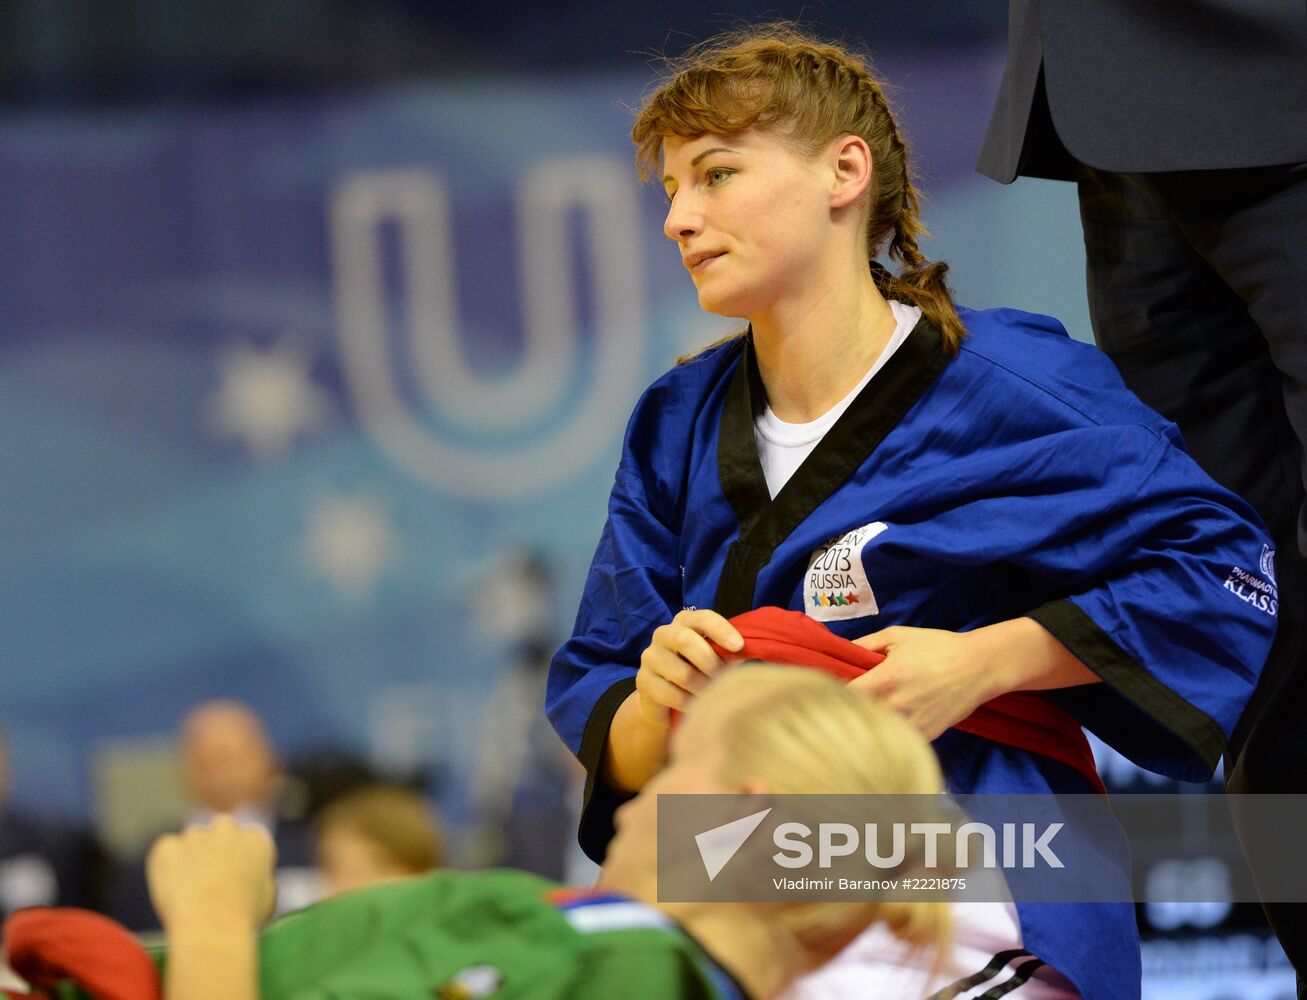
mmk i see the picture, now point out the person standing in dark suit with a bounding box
[0,725,102,919]
[978,1,1307,988]
[106,701,318,931]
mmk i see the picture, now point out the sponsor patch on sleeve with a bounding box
[1222,548,1278,617]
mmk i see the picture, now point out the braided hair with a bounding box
[633,24,965,354]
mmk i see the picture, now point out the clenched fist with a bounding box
[147,815,277,932]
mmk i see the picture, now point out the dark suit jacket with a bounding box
[978,0,1307,182]
[0,812,103,917]
[105,816,315,931]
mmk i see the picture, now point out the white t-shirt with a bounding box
[781,899,1078,1000]
[754,299,922,499]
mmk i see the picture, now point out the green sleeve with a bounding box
[562,929,735,1000]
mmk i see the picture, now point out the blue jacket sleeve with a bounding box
[546,457,684,860]
[1017,429,1277,781]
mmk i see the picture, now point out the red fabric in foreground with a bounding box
[3,907,162,1000]
[708,607,1107,795]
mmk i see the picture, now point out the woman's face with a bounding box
[661,129,835,319]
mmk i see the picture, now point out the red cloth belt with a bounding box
[707,607,1106,795]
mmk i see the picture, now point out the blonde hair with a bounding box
[701,667,950,963]
[633,23,965,356]
[315,785,443,874]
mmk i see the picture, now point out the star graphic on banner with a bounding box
[302,494,397,599]
[209,340,331,460]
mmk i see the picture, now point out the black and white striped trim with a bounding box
[928,949,1049,999]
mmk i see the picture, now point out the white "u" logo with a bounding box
[328,158,645,499]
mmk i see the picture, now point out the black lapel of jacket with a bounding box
[713,317,950,616]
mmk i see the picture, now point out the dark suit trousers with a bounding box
[1078,162,1307,984]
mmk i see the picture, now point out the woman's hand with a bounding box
[848,618,1100,740]
[847,626,999,740]
[635,608,744,726]
[604,608,745,793]
[147,815,277,932]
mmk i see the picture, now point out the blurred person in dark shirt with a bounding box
[0,724,101,918]
[106,700,317,930]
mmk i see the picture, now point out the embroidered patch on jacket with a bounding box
[1259,544,1278,585]
[804,522,887,622]
[1223,549,1278,618]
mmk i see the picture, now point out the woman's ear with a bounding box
[732,779,773,825]
[829,134,873,210]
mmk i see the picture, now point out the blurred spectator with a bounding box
[283,749,400,820]
[314,786,442,897]
[178,701,317,896]
[0,724,102,919]
[106,700,319,930]
[177,701,297,826]
[465,550,576,878]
